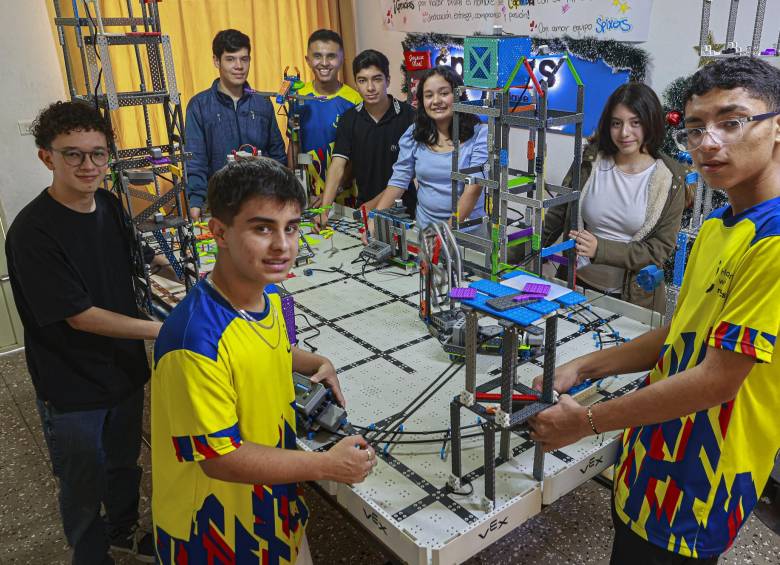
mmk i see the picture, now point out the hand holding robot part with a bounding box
[528,394,590,452]
[323,435,377,483]
[532,359,582,394]
[569,229,598,259]
[309,359,346,408]
[312,211,328,234]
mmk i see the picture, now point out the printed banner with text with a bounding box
[382,0,654,42]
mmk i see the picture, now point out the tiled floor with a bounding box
[2,349,778,564]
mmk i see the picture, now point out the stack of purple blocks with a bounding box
[450,287,478,300]
[280,294,297,345]
[513,281,551,304]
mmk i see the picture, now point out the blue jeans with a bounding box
[36,388,144,565]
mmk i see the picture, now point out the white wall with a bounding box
[0,1,66,224]
[353,0,780,183]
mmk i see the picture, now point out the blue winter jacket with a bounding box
[184,79,287,209]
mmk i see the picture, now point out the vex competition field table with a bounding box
[260,214,659,565]
[151,212,658,564]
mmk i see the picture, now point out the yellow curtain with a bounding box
[47,0,357,152]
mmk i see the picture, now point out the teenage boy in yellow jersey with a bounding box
[529,57,780,564]
[292,29,361,206]
[152,159,376,564]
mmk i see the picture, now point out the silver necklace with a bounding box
[205,275,281,350]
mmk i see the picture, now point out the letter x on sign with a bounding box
[470,45,494,80]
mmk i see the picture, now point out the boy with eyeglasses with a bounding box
[528,56,780,564]
[5,100,162,563]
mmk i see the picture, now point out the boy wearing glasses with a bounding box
[528,57,780,564]
[5,101,161,563]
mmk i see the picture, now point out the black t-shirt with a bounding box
[333,96,417,214]
[5,188,150,411]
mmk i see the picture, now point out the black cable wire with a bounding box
[152,170,176,185]
[82,1,103,108]
[352,423,482,436]
[368,360,461,444]
[507,207,525,222]
[368,332,495,446]
[372,262,416,278]
[294,313,320,334]
[446,480,474,497]
[330,430,488,446]
[305,265,342,274]
[294,312,321,353]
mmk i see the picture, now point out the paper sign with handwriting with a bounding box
[381,0,653,42]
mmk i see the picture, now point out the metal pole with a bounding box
[483,423,496,503]
[699,0,712,54]
[452,90,461,230]
[465,308,478,395]
[751,0,767,56]
[499,323,518,460]
[725,0,739,45]
[450,401,462,479]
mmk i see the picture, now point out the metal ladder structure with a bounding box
[666,0,780,319]
[450,41,584,286]
[51,0,198,316]
[699,0,779,57]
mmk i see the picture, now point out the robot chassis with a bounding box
[51,0,199,316]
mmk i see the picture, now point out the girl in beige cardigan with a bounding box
[543,83,688,313]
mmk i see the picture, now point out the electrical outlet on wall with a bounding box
[17,120,33,136]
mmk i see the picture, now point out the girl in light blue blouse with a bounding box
[371,66,487,231]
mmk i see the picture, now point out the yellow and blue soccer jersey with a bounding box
[613,196,780,558]
[152,280,308,564]
[296,82,361,202]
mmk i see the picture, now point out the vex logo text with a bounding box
[363,507,389,535]
[579,455,604,474]
[478,516,509,539]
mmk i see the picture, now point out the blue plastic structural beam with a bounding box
[367,209,414,228]
[152,230,184,279]
[673,232,689,286]
[541,239,575,258]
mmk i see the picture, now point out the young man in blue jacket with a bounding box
[185,29,287,220]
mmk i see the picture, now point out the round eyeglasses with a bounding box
[49,147,110,167]
[672,111,780,151]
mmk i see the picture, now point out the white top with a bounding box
[579,159,656,293]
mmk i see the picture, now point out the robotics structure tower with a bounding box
[51,0,198,316]
[450,33,584,285]
[443,33,588,509]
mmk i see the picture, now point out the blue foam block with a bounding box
[555,291,587,306]
[461,292,541,326]
[468,279,519,297]
[524,299,560,315]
